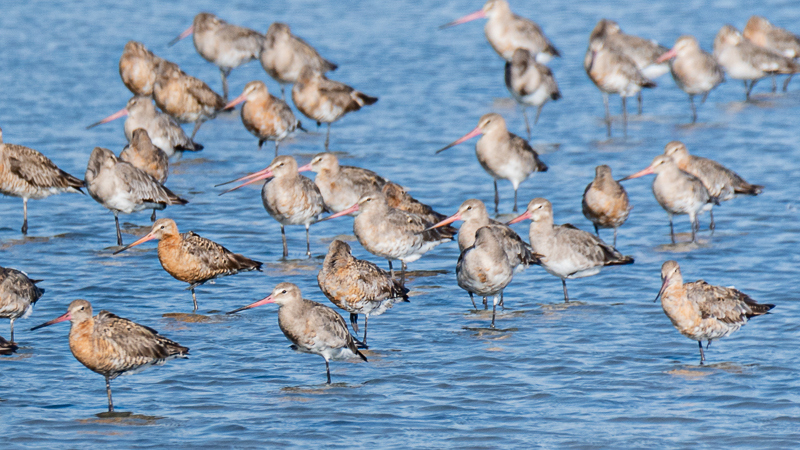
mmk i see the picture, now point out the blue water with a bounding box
[1,0,799,448]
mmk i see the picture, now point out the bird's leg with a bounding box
[603,92,611,137]
[513,188,518,213]
[669,216,675,244]
[709,210,715,235]
[613,228,618,248]
[491,295,498,328]
[280,85,286,101]
[637,91,643,115]
[114,212,123,246]
[593,223,600,237]
[258,140,264,150]
[190,119,206,140]
[493,179,500,215]
[771,75,777,93]
[701,92,709,104]
[691,216,698,243]
[698,341,705,365]
[324,123,331,151]
[305,224,311,257]
[151,209,157,222]
[388,260,394,279]
[349,313,359,334]
[621,96,628,139]
[469,292,477,309]
[483,296,488,310]
[500,291,504,309]
[689,94,697,124]
[220,68,232,103]
[706,340,712,349]
[522,107,532,140]
[191,288,198,312]
[281,225,288,258]
[534,105,543,126]
[275,141,280,158]
[363,316,369,347]
[9,318,15,343]
[401,261,407,287]
[21,198,28,235]
[562,279,569,303]
[325,359,331,384]
[106,375,114,412]
[783,74,793,92]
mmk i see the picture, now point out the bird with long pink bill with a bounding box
[0,266,45,343]
[153,60,225,140]
[218,155,325,258]
[437,113,547,214]
[227,283,367,385]
[225,80,303,156]
[168,12,263,102]
[508,198,633,302]
[86,96,202,157]
[440,0,560,64]
[619,153,715,244]
[655,260,774,365]
[118,41,164,98]
[656,35,724,124]
[321,192,455,286]
[31,299,188,412]
[113,218,262,311]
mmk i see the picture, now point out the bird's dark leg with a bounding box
[151,209,157,222]
[499,291,504,309]
[401,261,407,287]
[363,316,369,347]
[603,93,611,137]
[534,105,543,126]
[637,91,643,115]
[275,141,280,158]
[9,319,15,343]
[689,94,697,124]
[350,313,359,334]
[491,295,498,328]
[771,75,777,93]
[493,179,500,215]
[21,198,28,235]
[220,68,232,103]
[483,296,488,310]
[324,123,331,151]
[305,224,311,257]
[513,187,518,213]
[621,96,628,138]
[114,212,123,246]
[106,375,114,412]
[613,227,618,248]
[698,341,705,365]
[522,107,532,140]
[280,85,286,101]
[593,223,600,237]
[325,359,331,384]
[190,119,206,140]
[469,292,477,309]
[783,74,793,92]
[669,217,675,244]
[562,279,569,303]
[191,288,198,312]
[706,340,712,349]
[691,216,698,243]
[709,210,715,235]
[388,260,394,279]
[281,225,288,258]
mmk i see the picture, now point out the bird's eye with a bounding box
[466,206,472,210]
[281,290,287,294]
[79,306,85,310]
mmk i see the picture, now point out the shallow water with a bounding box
[1,0,800,448]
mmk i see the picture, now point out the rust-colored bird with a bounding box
[85,147,187,246]
[441,0,560,63]
[582,165,631,247]
[743,16,800,92]
[318,240,408,347]
[437,113,548,214]
[120,129,170,222]
[0,127,84,234]
[31,299,188,412]
[292,67,377,150]
[457,226,513,327]
[260,22,338,100]
[118,41,164,97]
[655,260,774,364]
[297,152,388,214]
[153,60,225,140]
[0,266,44,343]
[114,218,262,311]
[227,283,367,384]
[87,96,202,157]
[225,80,302,156]
[169,12,264,101]
[505,48,561,139]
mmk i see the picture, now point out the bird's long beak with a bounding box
[316,203,360,222]
[296,162,313,173]
[224,93,247,110]
[114,230,158,254]
[618,166,654,181]
[86,108,129,129]
[424,211,462,232]
[168,25,194,46]
[439,9,486,29]
[655,276,669,303]
[507,210,532,225]
[655,48,677,64]
[30,311,72,331]
[217,168,274,194]
[226,295,275,314]
[436,126,482,154]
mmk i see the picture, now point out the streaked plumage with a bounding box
[582,165,631,247]
[153,60,225,139]
[226,80,301,156]
[260,22,337,98]
[31,299,188,412]
[120,129,168,184]
[0,266,44,342]
[504,48,561,138]
[381,181,447,225]
[119,41,164,97]
[656,260,774,364]
[298,152,387,213]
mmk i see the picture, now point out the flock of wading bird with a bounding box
[0,2,788,412]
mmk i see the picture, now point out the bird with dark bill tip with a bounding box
[318,240,409,347]
[297,152,388,214]
[657,35,724,124]
[440,0,560,64]
[114,218,262,312]
[713,24,800,101]
[662,141,762,231]
[322,192,456,286]
[291,67,377,151]
[0,127,85,234]
[619,154,714,244]
[457,226,513,328]
[261,22,338,100]
[169,12,264,102]
[227,283,367,385]
[508,198,633,302]
[118,41,164,97]
[85,147,187,246]
[120,129,169,222]
[437,113,547,214]
[86,96,203,157]
[0,266,44,343]
[582,165,631,247]
[655,260,774,365]
[225,80,303,156]
[743,16,800,92]
[505,48,561,139]
[153,60,225,140]
[31,299,188,412]
[219,155,325,258]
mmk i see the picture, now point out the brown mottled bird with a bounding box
[0,127,85,234]
[0,266,45,342]
[297,152,388,214]
[382,181,447,225]
[504,48,561,138]
[457,226,513,327]
[118,41,164,97]
[227,283,367,384]
[582,165,631,247]
[31,299,188,412]
[292,67,377,150]
[153,60,225,140]
[225,80,302,156]
[114,218,262,311]
[743,16,800,92]
[120,129,169,222]
[318,240,408,347]
[657,36,724,123]
[656,260,774,364]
